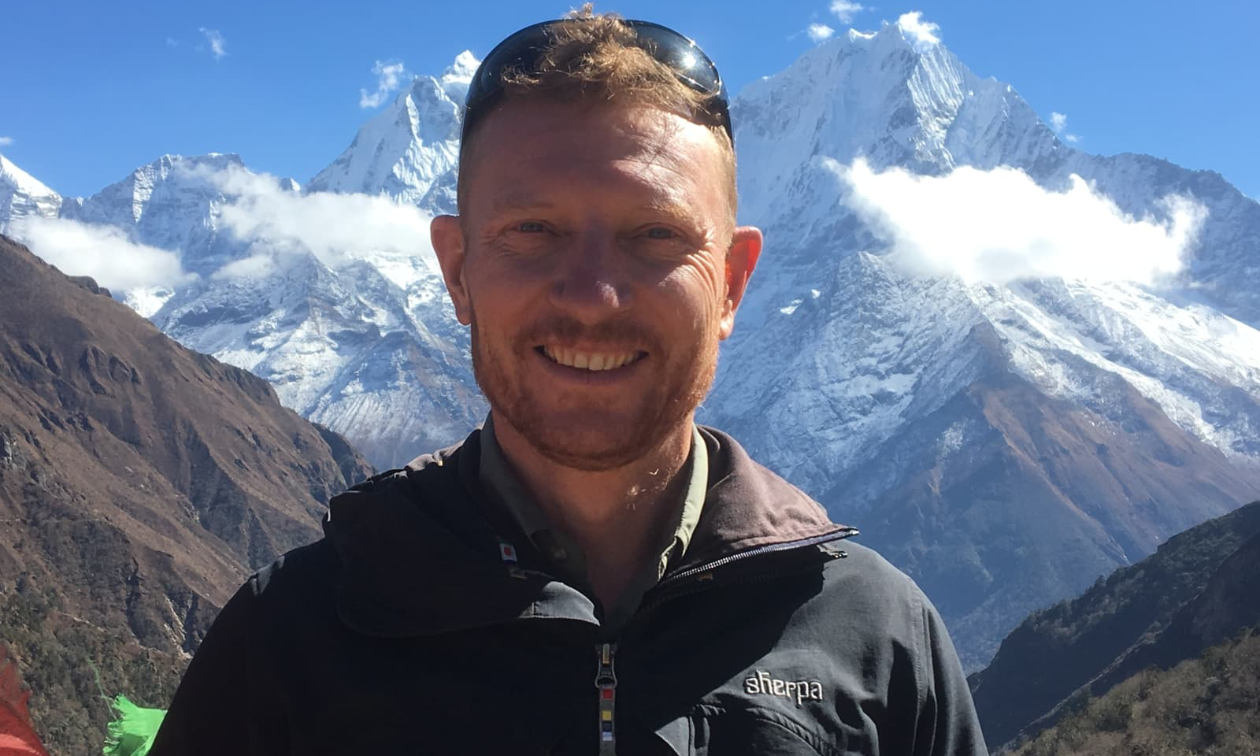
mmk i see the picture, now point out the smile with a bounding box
[538,345,647,371]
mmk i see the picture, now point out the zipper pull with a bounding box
[595,642,618,754]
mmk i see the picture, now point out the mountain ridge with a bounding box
[970,500,1260,750]
[0,232,372,753]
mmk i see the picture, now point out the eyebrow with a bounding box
[638,196,694,224]
[488,194,557,216]
[486,190,698,226]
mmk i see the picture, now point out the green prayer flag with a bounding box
[102,696,166,756]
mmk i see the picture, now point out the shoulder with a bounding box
[324,434,475,530]
[231,462,431,617]
[248,538,340,599]
[821,540,925,604]
[813,539,940,652]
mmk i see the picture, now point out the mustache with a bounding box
[516,316,661,353]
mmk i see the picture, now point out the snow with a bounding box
[0,153,63,234]
[122,286,177,319]
[306,55,472,212]
[0,154,58,197]
[440,50,479,102]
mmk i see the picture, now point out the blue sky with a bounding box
[4,0,1258,199]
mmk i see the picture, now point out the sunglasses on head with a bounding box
[462,19,733,147]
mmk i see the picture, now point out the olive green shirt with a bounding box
[478,414,708,633]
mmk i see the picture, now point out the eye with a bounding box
[644,226,679,240]
[516,221,547,233]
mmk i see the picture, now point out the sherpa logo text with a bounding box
[743,670,825,706]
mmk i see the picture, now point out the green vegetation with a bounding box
[1009,627,1260,756]
[0,576,185,756]
[971,502,1260,748]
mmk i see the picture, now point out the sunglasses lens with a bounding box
[629,22,723,98]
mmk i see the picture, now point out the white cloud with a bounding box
[212,253,278,281]
[12,217,196,291]
[807,23,836,42]
[896,11,941,51]
[165,36,179,48]
[0,136,13,146]
[360,60,409,109]
[185,164,435,279]
[830,0,866,23]
[439,51,479,102]
[199,27,227,60]
[1050,111,1081,143]
[827,158,1207,287]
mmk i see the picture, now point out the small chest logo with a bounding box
[743,670,825,706]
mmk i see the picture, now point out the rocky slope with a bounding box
[969,500,1260,751]
[1007,628,1260,756]
[0,234,371,753]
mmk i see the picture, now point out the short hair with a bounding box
[456,6,738,223]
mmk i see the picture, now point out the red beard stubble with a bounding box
[469,310,719,471]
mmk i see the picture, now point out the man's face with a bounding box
[432,99,761,471]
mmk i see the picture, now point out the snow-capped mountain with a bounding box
[59,152,256,279]
[306,52,475,213]
[700,20,1260,665]
[1,142,484,466]
[153,242,483,468]
[4,17,1259,668]
[0,154,62,234]
[729,25,1260,334]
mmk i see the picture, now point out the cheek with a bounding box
[465,259,542,316]
[656,261,727,323]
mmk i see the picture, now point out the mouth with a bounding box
[536,345,648,372]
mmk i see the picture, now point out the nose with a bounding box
[548,227,631,323]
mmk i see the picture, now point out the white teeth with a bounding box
[543,347,641,371]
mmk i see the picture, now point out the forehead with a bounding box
[461,99,729,214]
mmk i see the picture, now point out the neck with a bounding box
[490,413,694,608]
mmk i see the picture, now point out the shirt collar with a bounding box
[477,413,708,585]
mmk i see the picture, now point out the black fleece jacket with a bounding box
[149,427,987,755]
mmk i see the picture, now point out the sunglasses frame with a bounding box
[462,19,733,147]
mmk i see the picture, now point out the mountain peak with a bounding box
[146,152,244,175]
[731,16,1059,230]
[0,154,63,235]
[440,50,480,103]
[54,152,242,257]
[307,63,464,208]
[0,153,59,198]
[819,12,941,58]
[892,11,942,53]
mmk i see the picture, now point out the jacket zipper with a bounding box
[588,528,856,752]
[594,641,618,754]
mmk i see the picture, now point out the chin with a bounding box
[526,415,658,471]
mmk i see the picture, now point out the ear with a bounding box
[719,225,763,340]
[431,214,472,325]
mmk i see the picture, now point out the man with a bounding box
[151,10,987,755]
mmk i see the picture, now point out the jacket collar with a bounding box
[324,427,851,638]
